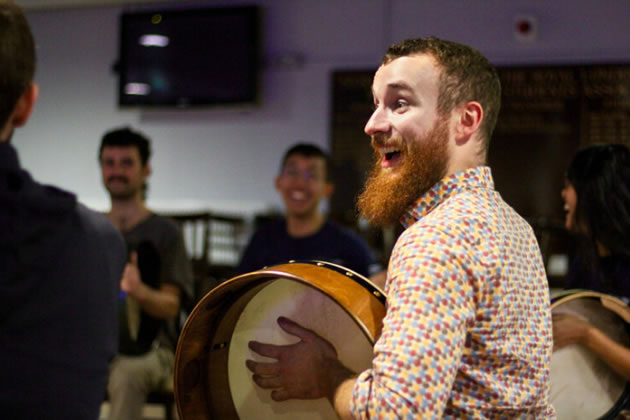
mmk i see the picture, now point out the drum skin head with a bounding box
[174,261,387,420]
[551,290,630,419]
[229,278,374,419]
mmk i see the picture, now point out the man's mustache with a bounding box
[371,134,402,148]
[106,176,129,184]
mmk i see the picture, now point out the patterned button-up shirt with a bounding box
[351,166,555,419]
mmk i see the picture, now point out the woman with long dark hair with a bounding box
[553,143,630,379]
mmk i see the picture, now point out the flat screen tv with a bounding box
[117,6,261,107]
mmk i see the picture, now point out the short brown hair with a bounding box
[383,37,501,150]
[99,126,152,167]
[0,1,36,128]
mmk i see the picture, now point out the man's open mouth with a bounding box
[380,146,402,167]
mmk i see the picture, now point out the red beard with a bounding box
[357,118,450,227]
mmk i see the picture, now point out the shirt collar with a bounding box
[400,165,494,228]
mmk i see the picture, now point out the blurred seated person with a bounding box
[98,127,194,420]
[553,143,630,379]
[237,143,383,282]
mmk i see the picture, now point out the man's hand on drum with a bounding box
[552,312,593,351]
[246,316,355,402]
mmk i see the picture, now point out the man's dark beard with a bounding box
[357,118,450,227]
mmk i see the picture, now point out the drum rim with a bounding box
[300,259,387,304]
[551,289,628,311]
[229,262,383,342]
[599,384,630,419]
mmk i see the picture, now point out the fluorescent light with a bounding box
[139,34,169,47]
[124,83,151,96]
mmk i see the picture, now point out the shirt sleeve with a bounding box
[351,221,476,419]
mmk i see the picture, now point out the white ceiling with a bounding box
[16,0,179,11]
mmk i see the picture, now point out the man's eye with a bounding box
[395,100,407,109]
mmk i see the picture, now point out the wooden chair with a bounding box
[166,211,247,302]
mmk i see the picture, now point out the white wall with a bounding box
[15,0,630,217]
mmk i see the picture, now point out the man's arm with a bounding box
[121,251,180,319]
[331,377,357,420]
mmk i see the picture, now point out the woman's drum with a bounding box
[550,290,630,419]
[174,260,387,420]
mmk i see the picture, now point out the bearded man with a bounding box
[246,37,555,419]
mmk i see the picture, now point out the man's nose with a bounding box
[364,107,389,137]
[107,162,124,174]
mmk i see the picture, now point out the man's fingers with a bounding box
[252,374,283,389]
[122,263,134,276]
[277,316,313,340]
[271,389,292,402]
[129,251,138,265]
[246,359,279,376]
[249,341,283,359]
[120,265,132,289]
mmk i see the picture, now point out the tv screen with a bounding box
[118,6,261,107]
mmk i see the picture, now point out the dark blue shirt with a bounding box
[237,219,381,278]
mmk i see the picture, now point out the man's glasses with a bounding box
[280,168,324,183]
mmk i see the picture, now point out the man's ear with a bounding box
[143,162,152,178]
[323,182,334,198]
[11,83,39,128]
[454,101,483,144]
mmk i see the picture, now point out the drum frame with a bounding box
[551,290,630,420]
[174,260,386,420]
